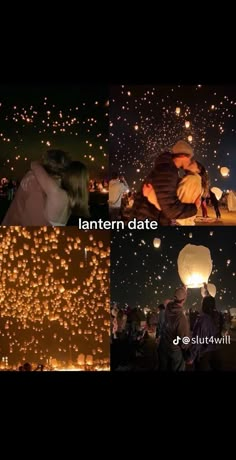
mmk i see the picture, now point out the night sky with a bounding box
[0,227,110,367]
[110,85,236,191]
[111,227,236,311]
[0,84,108,180]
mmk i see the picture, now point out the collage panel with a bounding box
[0,84,111,373]
[109,85,236,226]
[110,227,236,371]
[0,227,110,371]
[0,84,109,226]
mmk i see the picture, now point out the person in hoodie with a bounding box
[159,286,190,371]
[130,140,201,225]
[108,172,129,220]
[188,295,223,370]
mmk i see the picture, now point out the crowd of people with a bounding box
[111,284,230,371]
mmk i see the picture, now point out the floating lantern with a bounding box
[201,283,216,298]
[220,167,230,177]
[177,244,212,288]
[153,238,161,248]
[211,187,223,201]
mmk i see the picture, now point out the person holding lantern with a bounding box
[209,189,221,220]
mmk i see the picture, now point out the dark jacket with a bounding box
[130,152,197,223]
[161,300,190,352]
[190,313,219,361]
[134,332,159,370]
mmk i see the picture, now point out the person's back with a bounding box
[162,301,190,352]
[159,287,190,371]
[2,149,72,226]
[209,190,221,219]
[209,190,219,207]
[2,170,49,225]
[130,152,172,221]
[45,186,70,225]
[31,161,70,225]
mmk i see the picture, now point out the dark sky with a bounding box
[0,84,108,180]
[0,227,110,367]
[110,85,236,191]
[111,227,236,311]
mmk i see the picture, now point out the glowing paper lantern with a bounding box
[177,244,212,288]
[185,121,190,128]
[77,354,85,366]
[220,167,230,177]
[211,187,223,201]
[153,238,161,248]
[176,107,181,115]
[86,355,93,366]
[188,135,193,143]
[201,283,216,298]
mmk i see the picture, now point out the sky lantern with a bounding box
[86,355,93,366]
[220,166,230,177]
[77,354,85,366]
[175,107,181,115]
[153,238,161,248]
[201,283,216,298]
[187,135,193,143]
[177,244,212,288]
[211,187,223,201]
[185,121,190,128]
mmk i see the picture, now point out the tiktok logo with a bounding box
[173,336,181,345]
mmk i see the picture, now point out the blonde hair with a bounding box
[61,161,89,217]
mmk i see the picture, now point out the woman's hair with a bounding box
[61,161,89,217]
[202,295,216,317]
[42,150,72,176]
